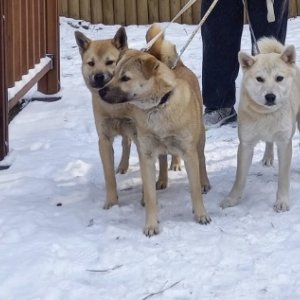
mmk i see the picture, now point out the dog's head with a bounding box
[99,49,175,110]
[75,27,127,91]
[239,44,296,111]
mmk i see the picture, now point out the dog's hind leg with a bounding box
[156,155,168,190]
[274,140,292,212]
[184,150,211,224]
[99,136,119,209]
[116,135,131,174]
[169,155,181,171]
[262,142,274,166]
[198,130,211,193]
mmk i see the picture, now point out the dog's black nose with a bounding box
[265,93,276,106]
[94,73,105,87]
[99,86,108,99]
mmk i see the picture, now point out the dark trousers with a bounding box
[201,0,288,110]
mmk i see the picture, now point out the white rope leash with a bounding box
[144,0,198,52]
[171,0,220,69]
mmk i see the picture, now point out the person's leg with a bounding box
[248,0,288,51]
[201,0,244,112]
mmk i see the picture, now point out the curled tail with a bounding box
[146,23,180,68]
[257,37,284,54]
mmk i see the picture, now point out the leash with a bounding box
[143,0,198,52]
[242,0,260,54]
[171,0,220,69]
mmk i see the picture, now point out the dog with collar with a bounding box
[99,48,211,236]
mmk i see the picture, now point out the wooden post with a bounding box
[159,0,171,22]
[91,0,103,24]
[38,0,60,94]
[125,0,137,25]
[137,0,148,24]
[0,0,9,161]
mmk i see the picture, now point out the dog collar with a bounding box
[158,91,172,106]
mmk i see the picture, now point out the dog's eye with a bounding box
[106,60,114,66]
[256,76,264,83]
[121,75,130,82]
[88,61,95,67]
[276,75,284,82]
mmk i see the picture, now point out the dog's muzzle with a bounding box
[265,93,276,106]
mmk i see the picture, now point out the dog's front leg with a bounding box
[99,136,118,209]
[274,140,292,212]
[221,142,254,209]
[139,152,159,236]
[184,150,211,224]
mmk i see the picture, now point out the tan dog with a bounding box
[221,38,300,212]
[99,48,211,236]
[145,23,211,194]
[75,28,137,209]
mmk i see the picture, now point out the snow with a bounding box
[1,16,300,299]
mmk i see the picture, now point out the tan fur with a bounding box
[221,38,300,212]
[100,48,211,236]
[146,24,210,191]
[75,28,137,209]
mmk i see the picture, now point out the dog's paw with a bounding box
[195,214,211,225]
[220,197,239,209]
[273,201,289,213]
[262,156,274,167]
[103,199,118,210]
[156,179,167,190]
[201,182,211,194]
[143,223,159,237]
[116,164,129,174]
[169,163,181,171]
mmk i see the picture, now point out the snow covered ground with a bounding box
[1,16,300,300]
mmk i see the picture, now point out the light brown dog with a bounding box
[145,23,211,194]
[99,47,211,236]
[75,28,138,209]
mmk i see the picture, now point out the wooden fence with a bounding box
[0,0,61,164]
[59,0,300,25]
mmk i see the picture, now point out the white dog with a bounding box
[221,38,300,212]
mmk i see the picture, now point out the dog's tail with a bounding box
[257,37,284,54]
[146,23,180,68]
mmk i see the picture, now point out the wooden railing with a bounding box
[0,0,60,164]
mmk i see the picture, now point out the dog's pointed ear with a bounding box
[281,45,296,65]
[140,56,160,79]
[113,27,128,50]
[74,31,91,55]
[238,51,255,70]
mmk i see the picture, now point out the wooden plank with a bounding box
[13,0,22,81]
[39,0,46,57]
[0,0,9,161]
[38,0,61,94]
[159,0,170,22]
[124,0,137,25]
[170,0,181,23]
[102,0,114,24]
[114,0,126,25]
[137,0,148,24]
[91,0,103,24]
[27,0,35,69]
[297,0,300,16]
[148,0,159,23]
[6,0,14,87]
[192,0,200,24]
[68,0,80,19]
[289,0,297,16]
[80,0,91,22]
[181,0,193,24]
[21,0,29,75]
[60,0,68,16]
[34,0,41,63]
